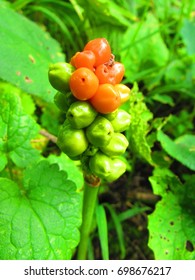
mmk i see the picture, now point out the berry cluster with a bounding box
[48,38,131,183]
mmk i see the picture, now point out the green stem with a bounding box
[77,175,100,260]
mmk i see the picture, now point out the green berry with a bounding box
[86,116,114,147]
[57,120,88,158]
[66,101,97,129]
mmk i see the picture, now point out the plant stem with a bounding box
[77,175,100,260]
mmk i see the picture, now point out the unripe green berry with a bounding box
[57,120,88,158]
[66,101,97,129]
[100,133,129,156]
[54,91,76,112]
[48,62,75,92]
[89,152,112,178]
[86,116,114,147]
[110,109,131,132]
[105,158,127,182]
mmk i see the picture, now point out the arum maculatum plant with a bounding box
[48,38,131,259]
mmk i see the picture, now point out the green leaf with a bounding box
[150,93,174,106]
[163,110,194,138]
[164,59,188,85]
[0,151,7,172]
[78,0,136,27]
[180,19,195,90]
[180,19,195,89]
[0,3,65,102]
[153,0,183,21]
[148,168,195,260]
[47,153,84,190]
[157,131,195,171]
[40,103,60,136]
[0,160,82,260]
[0,88,40,171]
[20,92,36,116]
[0,81,36,116]
[121,13,169,84]
[126,84,154,164]
[181,19,195,55]
[96,204,109,260]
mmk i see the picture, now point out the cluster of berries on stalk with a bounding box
[48,38,131,183]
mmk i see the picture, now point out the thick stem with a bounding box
[77,175,100,260]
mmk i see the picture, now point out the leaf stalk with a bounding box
[77,174,100,260]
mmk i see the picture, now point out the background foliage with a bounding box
[0,0,195,260]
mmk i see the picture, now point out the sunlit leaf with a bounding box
[0,160,82,260]
[0,87,39,171]
[0,3,65,102]
[148,168,195,260]
[157,131,195,171]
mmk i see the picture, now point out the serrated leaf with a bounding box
[0,160,82,260]
[0,3,65,102]
[157,131,195,171]
[47,153,84,190]
[0,89,40,171]
[126,85,154,164]
[148,169,195,260]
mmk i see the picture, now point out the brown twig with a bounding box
[128,191,160,204]
[39,129,57,143]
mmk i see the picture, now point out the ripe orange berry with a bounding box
[84,38,111,67]
[90,84,121,114]
[69,67,99,100]
[70,50,96,71]
[95,62,125,85]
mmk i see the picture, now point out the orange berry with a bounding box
[69,67,99,100]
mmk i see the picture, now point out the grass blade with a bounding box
[30,5,75,46]
[95,203,109,260]
[118,206,150,222]
[104,203,126,259]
